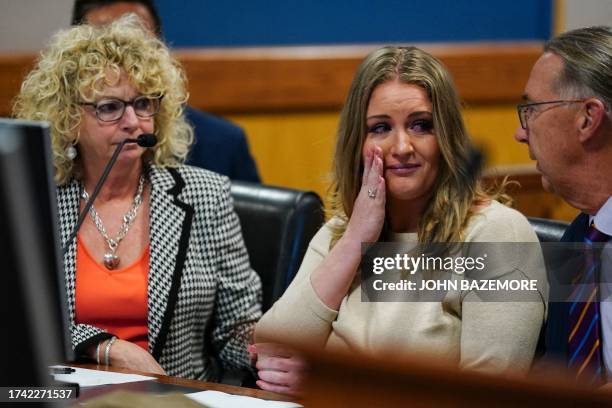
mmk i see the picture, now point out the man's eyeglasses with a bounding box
[516,99,585,129]
[80,95,163,122]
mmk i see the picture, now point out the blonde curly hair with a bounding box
[12,14,193,185]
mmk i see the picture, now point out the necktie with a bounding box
[567,223,611,383]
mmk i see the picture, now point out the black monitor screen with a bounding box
[0,119,72,386]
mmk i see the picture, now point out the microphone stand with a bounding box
[62,136,152,255]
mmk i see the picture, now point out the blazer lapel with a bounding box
[147,166,193,358]
[57,179,82,323]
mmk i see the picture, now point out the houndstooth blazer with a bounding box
[56,164,262,380]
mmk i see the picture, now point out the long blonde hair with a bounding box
[328,46,508,246]
[12,14,193,185]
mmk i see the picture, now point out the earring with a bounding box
[66,146,77,160]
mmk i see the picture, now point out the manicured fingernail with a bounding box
[247,344,256,353]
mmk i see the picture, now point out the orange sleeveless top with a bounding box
[74,235,149,351]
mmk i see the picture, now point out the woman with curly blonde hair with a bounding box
[253,46,546,395]
[13,15,261,380]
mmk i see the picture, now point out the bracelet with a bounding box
[95,340,102,365]
[104,336,117,366]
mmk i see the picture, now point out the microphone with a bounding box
[133,133,157,148]
[62,134,157,255]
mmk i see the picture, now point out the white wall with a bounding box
[0,0,73,52]
[564,0,612,31]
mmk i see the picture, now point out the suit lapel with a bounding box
[57,179,81,324]
[561,213,589,243]
[147,166,193,358]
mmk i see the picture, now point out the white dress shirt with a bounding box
[592,196,612,379]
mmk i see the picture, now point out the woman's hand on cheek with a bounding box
[346,145,386,243]
[249,343,307,397]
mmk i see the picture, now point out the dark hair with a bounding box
[71,0,162,36]
[544,26,612,110]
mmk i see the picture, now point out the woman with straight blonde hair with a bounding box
[252,46,546,395]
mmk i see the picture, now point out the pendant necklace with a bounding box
[81,174,145,270]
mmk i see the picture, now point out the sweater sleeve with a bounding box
[255,221,338,348]
[459,203,547,373]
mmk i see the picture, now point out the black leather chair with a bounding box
[230,181,325,312]
[526,217,570,362]
[527,217,569,242]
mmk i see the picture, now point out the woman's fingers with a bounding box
[376,171,386,204]
[367,156,381,198]
[363,149,385,204]
[145,362,166,375]
[257,368,293,385]
[361,148,374,185]
[256,380,298,396]
[251,343,307,396]
[365,146,384,193]
[256,355,305,372]
[345,146,386,243]
[257,368,304,396]
[369,148,380,180]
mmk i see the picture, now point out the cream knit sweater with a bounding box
[255,201,547,374]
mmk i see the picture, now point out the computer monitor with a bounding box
[0,118,72,386]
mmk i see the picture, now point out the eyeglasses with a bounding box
[80,95,163,122]
[516,99,585,129]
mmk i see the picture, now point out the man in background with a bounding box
[72,0,261,182]
[514,26,612,383]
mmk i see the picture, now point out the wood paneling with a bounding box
[0,42,542,116]
[178,42,543,113]
[483,165,578,221]
[0,53,37,117]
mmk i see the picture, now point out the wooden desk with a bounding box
[70,363,292,403]
[301,350,612,407]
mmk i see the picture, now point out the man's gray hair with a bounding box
[545,25,612,111]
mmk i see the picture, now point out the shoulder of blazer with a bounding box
[149,164,231,206]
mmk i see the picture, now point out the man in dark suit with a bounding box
[514,26,612,382]
[71,0,261,182]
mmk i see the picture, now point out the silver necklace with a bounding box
[81,175,145,270]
